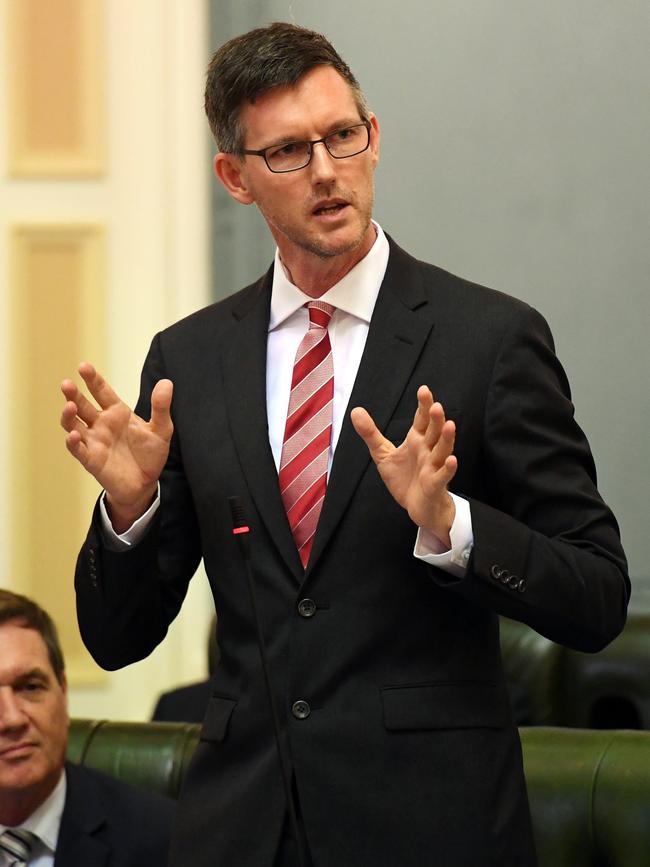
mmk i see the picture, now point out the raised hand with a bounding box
[350,385,457,547]
[60,362,173,531]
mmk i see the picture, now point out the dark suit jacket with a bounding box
[152,680,212,724]
[54,762,174,866]
[75,237,629,867]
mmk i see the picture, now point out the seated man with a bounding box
[0,590,174,867]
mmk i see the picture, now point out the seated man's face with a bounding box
[0,622,69,817]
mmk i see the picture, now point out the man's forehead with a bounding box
[241,66,358,134]
[0,622,53,679]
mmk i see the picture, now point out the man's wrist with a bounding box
[105,489,157,534]
[414,494,474,577]
[419,494,456,549]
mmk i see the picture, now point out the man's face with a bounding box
[217,65,380,271]
[0,622,68,818]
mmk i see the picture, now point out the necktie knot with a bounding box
[307,301,334,330]
[0,828,35,865]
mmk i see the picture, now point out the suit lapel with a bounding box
[307,240,435,573]
[221,269,304,580]
[54,764,110,867]
[55,834,109,867]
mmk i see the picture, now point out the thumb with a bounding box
[150,379,174,439]
[350,406,392,463]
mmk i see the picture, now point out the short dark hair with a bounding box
[0,590,66,685]
[205,21,370,154]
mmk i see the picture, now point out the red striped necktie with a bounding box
[279,301,335,568]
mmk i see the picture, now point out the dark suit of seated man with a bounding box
[0,590,174,867]
[152,679,212,725]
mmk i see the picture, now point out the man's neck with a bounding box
[278,225,377,297]
[0,771,62,827]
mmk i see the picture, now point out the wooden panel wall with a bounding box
[10,225,106,683]
[8,0,104,176]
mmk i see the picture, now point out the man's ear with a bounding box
[214,153,255,205]
[368,114,380,169]
[61,673,70,726]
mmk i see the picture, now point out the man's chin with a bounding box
[303,222,371,261]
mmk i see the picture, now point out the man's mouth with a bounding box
[0,743,36,760]
[313,200,348,216]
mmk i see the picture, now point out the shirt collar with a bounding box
[269,221,389,330]
[0,768,67,854]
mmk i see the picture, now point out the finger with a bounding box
[436,455,458,488]
[412,385,434,434]
[149,379,174,439]
[438,453,458,486]
[60,401,88,435]
[78,362,121,410]
[423,402,446,449]
[62,384,99,426]
[430,420,456,467]
[60,378,78,401]
[350,406,394,463]
[65,430,90,466]
[422,452,458,495]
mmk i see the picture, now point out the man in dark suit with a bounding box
[60,22,629,867]
[0,590,174,866]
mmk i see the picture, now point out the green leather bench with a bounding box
[68,720,650,866]
[500,611,650,728]
[67,718,199,799]
[499,616,566,725]
[521,727,650,866]
[559,611,650,728]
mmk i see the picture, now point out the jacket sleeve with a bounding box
[75,332,203,670]
[432,303,629,652]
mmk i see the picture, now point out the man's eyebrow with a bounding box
[258,118,364,150]
[13,667,50,686]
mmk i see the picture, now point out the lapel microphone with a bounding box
[228,496,306,867]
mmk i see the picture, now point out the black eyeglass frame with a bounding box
[240,120,372,174]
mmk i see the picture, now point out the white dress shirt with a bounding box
[0,770,66,866]
[101,223,473,575]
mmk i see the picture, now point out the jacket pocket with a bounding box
[200,694,237,742]
[381,681,506,731]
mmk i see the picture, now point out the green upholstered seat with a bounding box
[520,727,650,866]
[499,616,566,725]
[560,611,650,728]
[67,721,650,865]
[500,610,650,729]
[67,718,200,799]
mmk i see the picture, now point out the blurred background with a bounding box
[1,0,648,721]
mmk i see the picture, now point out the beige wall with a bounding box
[0,0,214,719]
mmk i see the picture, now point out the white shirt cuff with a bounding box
[99,487,161,550]
[413,493,473,579]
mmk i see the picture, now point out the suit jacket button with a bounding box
[517,578,527,593]
[507,574,519,589]
[491,565,504,580]
[292,700,311,720]
[297,598,317,618]
[500,569,511,584]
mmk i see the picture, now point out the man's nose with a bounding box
[309,141,337,182]
[0,689,28,730]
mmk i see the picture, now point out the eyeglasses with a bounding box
[241,121,371,174]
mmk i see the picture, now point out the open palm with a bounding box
[60,363,173,519]
[351,385,457,543]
